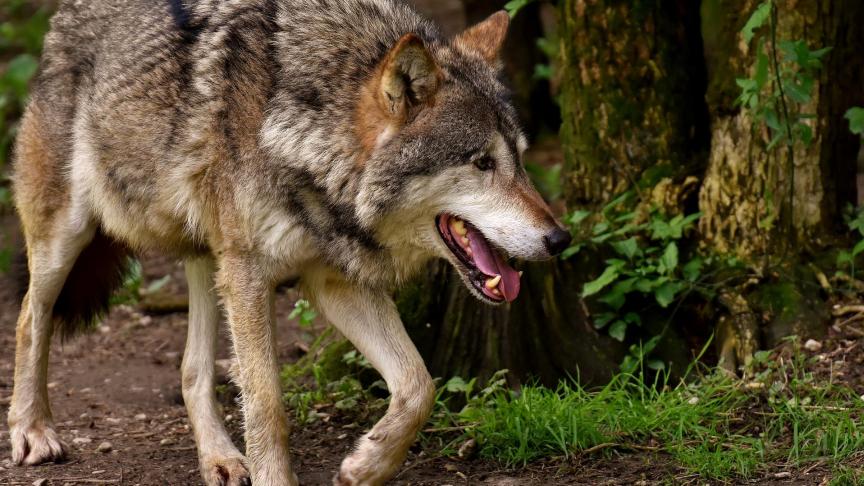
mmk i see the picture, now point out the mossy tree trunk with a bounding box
[698,0,864,370]
[698,0,864,257]
[399,0,709,386]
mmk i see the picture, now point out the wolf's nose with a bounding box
[543,228,572,256]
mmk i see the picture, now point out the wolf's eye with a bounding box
[474,156,496,171]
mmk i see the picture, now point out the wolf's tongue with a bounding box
[466,227,521,302]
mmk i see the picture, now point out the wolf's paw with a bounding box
[333,456,388,486]
[10,422,67,466]
[201,455,252,486]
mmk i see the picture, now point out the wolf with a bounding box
[7,0,571,484]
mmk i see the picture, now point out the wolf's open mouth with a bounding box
[436,213,521,303]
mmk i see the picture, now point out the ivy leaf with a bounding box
[784,79,811,104]
[655,281,684,308]
[560,244,583,260]
[852,239,864,258]
[741,2,771,44]
[582,265,619,297]
[503,0,536,18]
[610,237,641,260]
[609,320,627,342]
[754,50,769,89]
[568,209,591,226]
[845,107,864,135]
[659,242,679,275]
[593,312,616,330]
[598,278,637,311]
[682,257,703,282]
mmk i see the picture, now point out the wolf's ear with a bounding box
[454,11,510,63]
[378,34,440,117]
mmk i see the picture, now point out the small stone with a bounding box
[97,441,113,453]
[134,413,147,421]
[804,339,822,352]
[688,396,700,405]
[160,438,174,446]
[224,414,233,422]
[72,437,92,445]
[33,479,48,486]
[774,471,792,479]
[457,438,477,459]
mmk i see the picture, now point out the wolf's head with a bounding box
[356,11,570,304]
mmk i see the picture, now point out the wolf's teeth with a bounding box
[466,248,473,256]
[485,275,502,289]
[461,237,470,246]
[518,271,523,277]
[492,288,501,296]
[451,220,468,236]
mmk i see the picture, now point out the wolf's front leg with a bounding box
[216,254,298,486]
[305,272,436,486]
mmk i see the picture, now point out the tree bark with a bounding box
[698,0,864,257]
[560,0,710,205]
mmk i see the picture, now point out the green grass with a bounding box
[282,337,864,482]
[430,345,864,481]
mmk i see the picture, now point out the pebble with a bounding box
[774,471,792,478]
[32,479,48,486]
[72,437,92,445]
[224,414,233,422]
[804,339,822,352]
[97,441,113,453]
[134,413,148,421]
[687,396,700,405]
[160,438,174,446]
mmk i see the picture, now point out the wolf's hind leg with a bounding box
[9,216,96,466]
[182,257,251,486]
[305,273,436,486]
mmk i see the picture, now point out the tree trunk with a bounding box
[698,0,864,257]
[399,0,709,386]
[698,0,864,370]
[560,0,710,204]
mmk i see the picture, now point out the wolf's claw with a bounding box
[201,455,251,486]
[10,423,67,466]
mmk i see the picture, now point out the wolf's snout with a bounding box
[543,228,572,256]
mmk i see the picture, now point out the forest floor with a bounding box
[1,212,864,486]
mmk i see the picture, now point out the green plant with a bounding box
[110,258,143,305]
[427,343,864,481]
[565,189,703,349]
[845,107,864,135]
[288,299,317,328]
[837,205,864,279]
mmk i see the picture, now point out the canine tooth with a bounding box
[485,275,502,289]
[451,220,468,236]
[461,237,470,246]
[492,288,501,296]
[519,271,523,277]
[466,248,473,256]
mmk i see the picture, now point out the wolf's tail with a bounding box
[16,229,133,340]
